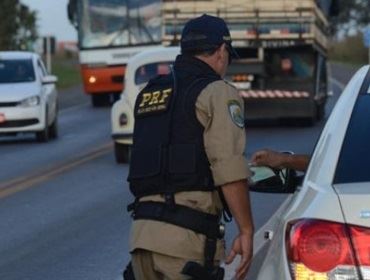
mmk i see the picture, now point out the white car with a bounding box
[111,47,180,163]
[0,51,58,142]
[248,66,370,279]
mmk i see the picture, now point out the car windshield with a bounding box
[0,59,35,83]
[334,73,370,184]
[135,62,172,85]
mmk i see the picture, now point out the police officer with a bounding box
[127,14,254,280]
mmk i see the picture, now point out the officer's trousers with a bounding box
[132,249,203,280]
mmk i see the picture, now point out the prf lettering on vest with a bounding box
[137,88,173,115]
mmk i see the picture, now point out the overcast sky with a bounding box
[21,0,77,41]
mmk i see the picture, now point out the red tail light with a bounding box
[287,219,370,280]
[350,225,370,278]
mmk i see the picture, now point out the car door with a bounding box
[244,167,304,279]
[246,193,296,278]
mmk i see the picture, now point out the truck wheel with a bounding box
[301,107,318,127]
[316,103,326,121]
[114,142,130,164]
[92,95,110,107]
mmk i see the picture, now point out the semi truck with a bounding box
[162,0,339,123]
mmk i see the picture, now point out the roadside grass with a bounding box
[329,34,368,67]
[48,54,81,89]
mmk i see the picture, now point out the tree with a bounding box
[331,0,370,35]
[0,0,37,50]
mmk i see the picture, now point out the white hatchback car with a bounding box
[111,47,180,163]
[0,51,58,142]
[247,66,370,279]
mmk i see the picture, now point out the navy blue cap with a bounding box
[181,14,238,58]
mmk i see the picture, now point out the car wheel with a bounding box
[114,142,130,164]
[48,115,58,139]
[36,111,49,142]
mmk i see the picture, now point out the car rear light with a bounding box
[349,225,370,279]
[287,219,370,280]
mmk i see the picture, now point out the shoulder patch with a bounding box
[228,100,244,128]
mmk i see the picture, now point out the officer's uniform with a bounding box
[127,14,251,280]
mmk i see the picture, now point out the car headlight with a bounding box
[19,96,40,107]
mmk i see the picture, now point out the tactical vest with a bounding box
[127,69,221,198]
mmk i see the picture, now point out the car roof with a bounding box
[0,51,37,60]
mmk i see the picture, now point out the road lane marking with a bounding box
[0,142,113,199]
[330,78,345,91]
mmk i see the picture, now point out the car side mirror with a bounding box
[42,75,58,84]
[249,166,301,193]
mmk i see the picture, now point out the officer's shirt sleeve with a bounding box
[196,80,252,186]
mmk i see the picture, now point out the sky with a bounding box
[20,0,77,42]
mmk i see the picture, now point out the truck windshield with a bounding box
[0,59,35,84]
[78,0,161,49]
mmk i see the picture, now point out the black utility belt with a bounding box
[128,201,225,240]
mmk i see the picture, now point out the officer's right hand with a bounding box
[225,233,253,280]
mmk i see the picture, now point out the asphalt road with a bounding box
[0,63,356,280]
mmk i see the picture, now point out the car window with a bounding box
[0,59,35,83]
[134,62,172,85]
[334,72,370,184]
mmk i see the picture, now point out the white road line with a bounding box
[224,196,292,280]
[330,78,345,91]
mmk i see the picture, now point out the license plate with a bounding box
[0,113,6,123]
